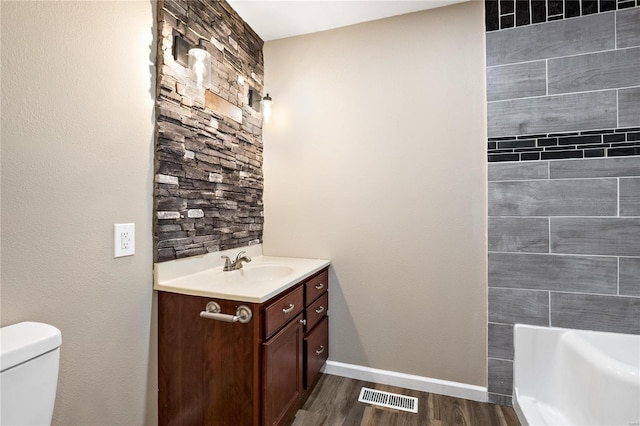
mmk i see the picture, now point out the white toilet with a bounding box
[0,321,62,426]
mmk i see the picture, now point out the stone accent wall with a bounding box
[154,0,264,262]
[484,3,640,405]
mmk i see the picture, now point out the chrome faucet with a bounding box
[221,251,252,271]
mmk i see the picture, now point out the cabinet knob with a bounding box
[282,303,295,314]
[315,345,325,355]
[315,306,325,314]
[315,283,324,290]
[300,319,307,326]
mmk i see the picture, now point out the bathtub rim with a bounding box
[512,323,640,426]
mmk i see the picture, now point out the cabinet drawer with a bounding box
[305,269,328,305]
[264,285,304,340]
[304,316,328,389]
[305,292,328,333]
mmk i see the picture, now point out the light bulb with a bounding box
[261,93,272,123]
[193,61,204,87]
[187,43,211,89]
[190,48,208,62]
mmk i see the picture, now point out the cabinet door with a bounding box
[263,313,303,426]
[304,316,329,389]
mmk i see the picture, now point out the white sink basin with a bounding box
[155,251,330,303]
[215,263,295,283]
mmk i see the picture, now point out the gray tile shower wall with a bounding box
[547,48,640,94]
[487,159,640,402]
[487,8,640,141]
[486,12,615,66]
[485,2,640,404]
[154,0,265,262]
[620,258,640,296]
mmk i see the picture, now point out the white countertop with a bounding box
[154,245,330,303]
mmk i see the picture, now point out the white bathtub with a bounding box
[513,324,640,426]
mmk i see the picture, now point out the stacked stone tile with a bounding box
[155,0,265,262]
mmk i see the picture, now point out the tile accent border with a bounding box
[485,0,640,31]
[488,127,640,162]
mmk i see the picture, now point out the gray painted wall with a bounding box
[485,6,640,405]
[2,2,157,423]
[264,1,489,388]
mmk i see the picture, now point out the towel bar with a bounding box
[200,301,252,324]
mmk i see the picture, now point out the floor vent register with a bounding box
[358,387,418,413]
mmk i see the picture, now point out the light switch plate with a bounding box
[114,223,135,258]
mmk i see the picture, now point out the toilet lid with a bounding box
[0,322,62,372]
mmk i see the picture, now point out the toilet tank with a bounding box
[0,322,62,426]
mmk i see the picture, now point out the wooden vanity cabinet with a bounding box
[158,267,329,426]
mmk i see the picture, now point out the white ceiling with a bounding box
[227,0,470,41]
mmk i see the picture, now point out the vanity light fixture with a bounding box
[261,93,272,123]
[172,33,190,66]
[172,34,212,90]
[248,87,261,109]
[248,87,273,123]
[188,40,211,90]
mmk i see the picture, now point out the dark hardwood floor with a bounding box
[292,374,520,426]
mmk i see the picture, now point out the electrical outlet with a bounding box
[121,231,131,249]
[114,223,135,257]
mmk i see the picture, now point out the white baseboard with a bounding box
[321,360,487,402]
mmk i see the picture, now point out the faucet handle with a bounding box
[221,255,233,270]
[235,251,247,261]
